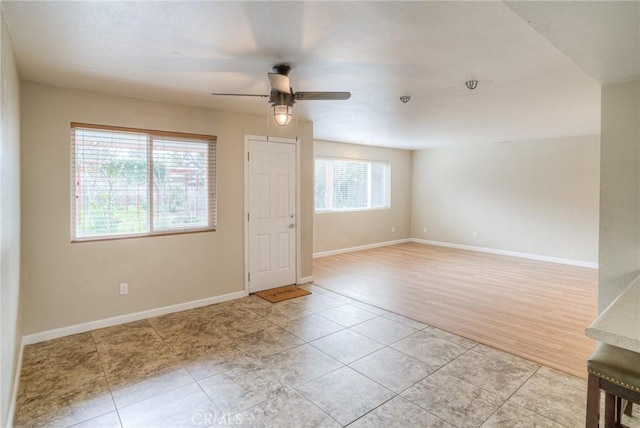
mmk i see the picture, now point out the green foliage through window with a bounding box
[71,125,216,240]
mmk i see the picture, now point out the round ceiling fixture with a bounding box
[466,80,478,90]
[400,96,411,103]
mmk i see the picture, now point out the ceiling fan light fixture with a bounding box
[273,104,292,126]
[466,80,478,90]
[212,64,350,127]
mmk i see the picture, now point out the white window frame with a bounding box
[314,156,391,213]
[70,123,217,242]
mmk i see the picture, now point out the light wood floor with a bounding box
[313,242,598,379]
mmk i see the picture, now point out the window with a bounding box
[315,157,390,212]
[71,123,216,241]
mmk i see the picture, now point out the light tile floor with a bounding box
[13,285,640,428]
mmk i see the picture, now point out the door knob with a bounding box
[289,224,296,229]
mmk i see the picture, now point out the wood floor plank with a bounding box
[312,242,598,379]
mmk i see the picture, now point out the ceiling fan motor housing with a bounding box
[272,64,291,76]
[269,89,295,107]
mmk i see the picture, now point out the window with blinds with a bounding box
[71,123,216,241]
[315,157,390,212]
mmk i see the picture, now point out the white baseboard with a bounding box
[6,338,24,428]
[410,238,598,269]
[22,290,248,345]
[313,238,411,258]
[297,276,314,285]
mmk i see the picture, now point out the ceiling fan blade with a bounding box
[294,92,351,101]
[268,73,291,94]
[211,93,269,97]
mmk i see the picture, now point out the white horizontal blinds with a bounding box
[370,162,387,208]
[314,158,328,210]
[151,137,214,231]
[206,139,217,230]
[314,157,390,212]
[72,127,149,239]
[332,159,368,209]
[71,123,216,241]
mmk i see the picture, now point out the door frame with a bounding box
[244,135,301,294]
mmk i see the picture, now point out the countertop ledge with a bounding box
[586,275,640,353]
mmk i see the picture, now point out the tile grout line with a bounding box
[312,245,596,378]
[317,328,468,425]
[328,312,481,422]
[291,314,400,427]
[112,318,207,413]
[151,303,278,421]
[293,362,397,427]
[385,323,586,428]
[143,317,201,387]
[21,290,592,428]
[88,331,124,428]
[494,366,581,428]
[394,342,480,426]
[342,338,456,428]
[193,376,226,421]
[468,363,582,428]
[292,385,344,427]
[344,394,398,427]
[195,310,346,426]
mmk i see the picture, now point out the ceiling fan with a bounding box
[212,64,351,126]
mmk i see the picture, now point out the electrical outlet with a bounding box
[473,231,478,239]
[391,226,396,233]
[120,283,128,295]
[423,227,428,233]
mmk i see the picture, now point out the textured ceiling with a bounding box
[506,1,640,86]
[2,1,606,149]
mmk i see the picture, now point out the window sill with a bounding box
[71,227,216,243]
[315,207,390,214]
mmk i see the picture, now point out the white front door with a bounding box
[247,138,297,293]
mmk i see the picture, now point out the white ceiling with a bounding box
[1,1,617,149]
[506,1,640,86]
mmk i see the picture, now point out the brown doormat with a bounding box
[255,285,311,303]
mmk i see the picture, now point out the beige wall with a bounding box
[313,140,412,254]
[20,82,313,335]
[1,12,22,427]
[598,79,640,313]
[411,135,600,264]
